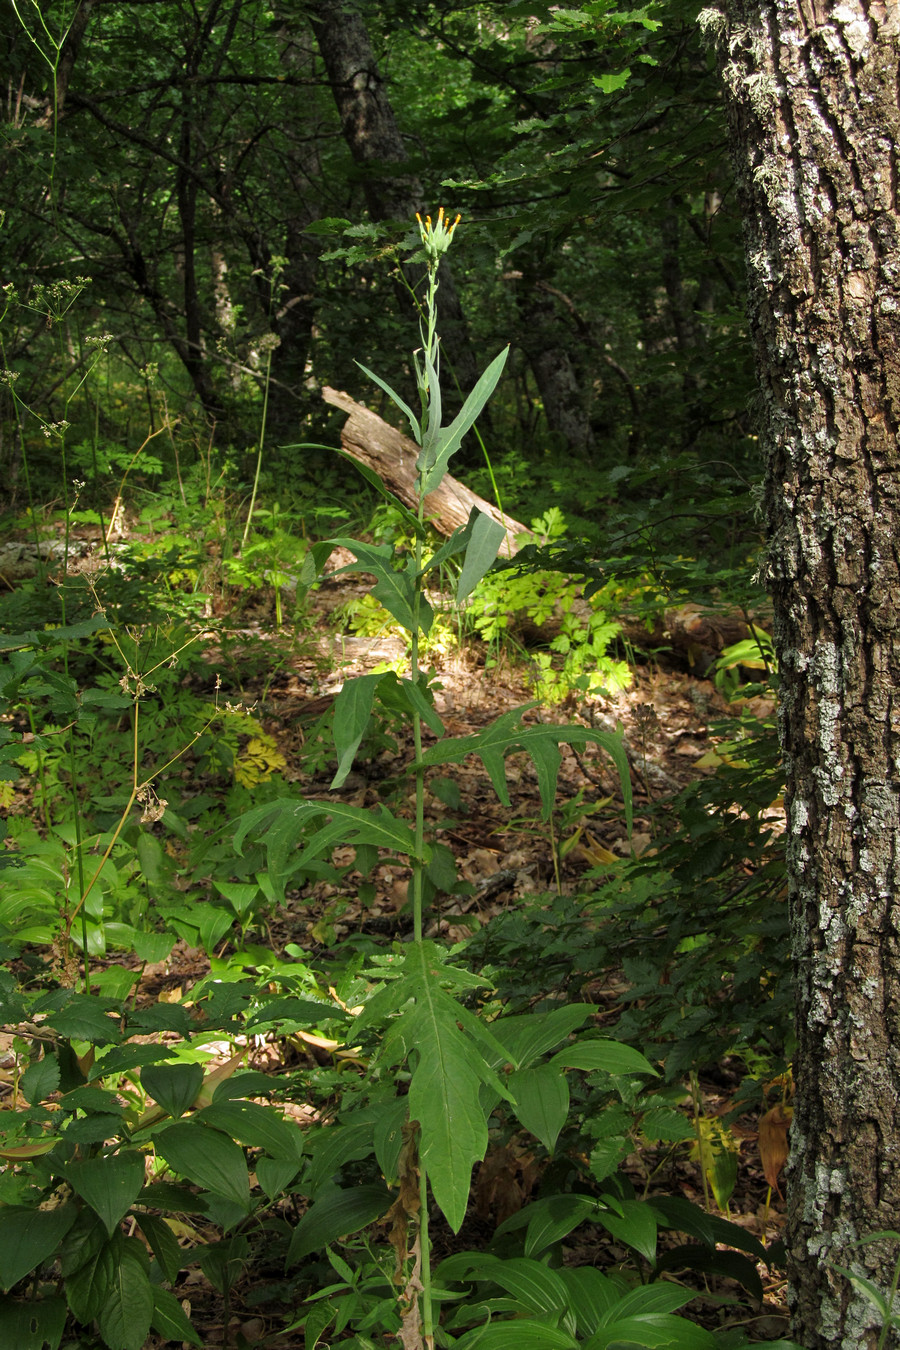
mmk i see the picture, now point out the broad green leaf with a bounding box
[57,1209,106,1278]
[378,671,445,738]
[197,1100,303,1160]
[468,1255,570,1314]
[313,538,431,635]
[556,1266,624,1335]
[455,1323,577,1350]
[355,361,422,443]
[372,1096,408,1184]
[456,511,506,603]
[408,1019,489,1232]
[21,1055,60,1105]
[286,1184,392,1265]
[656,1243,763,1302]
[330,674,380,788]
[519,1195,598,1259]
[305,1121,375,1196]
[419,347,510,495]
[153,1123,251,1212]
[256,1156,301,1200]
[648,1197,769,1264]
[585,1312,716,1349]
[596,1197,658,1265]
[550,1039,657,1077]
[0,1205,77,1291]
[66,1152,146,1236]
[44,995,122,1044]
[397,944,508,1232]
[593,68,632,94]
[131,929,175,964]
[489,1006,597,1070]
[292,803,423,873]
[97,1241,154,1350]
[213,880,260,919]
[233,798,423,900]
[135,1213,182,1284]
[64,1236,116,1323]
[151,1286,203,1347]
[245,996,348,1031]
[141,1062,204,1119]
[126,1001,192,1037]
[640,1106,696,1143]
[0,1294,66,1350]
[608,1284,694,1319]
[508,1065,569,1154]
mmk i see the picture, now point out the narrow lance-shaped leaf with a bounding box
[376,671,444,738]
[419,712,632,830]
[419,514,476,577]
[419,346,510,495]
[456,510,507,602]
[330,674,380,789]
[355,361,422,443]
[291,802,425,872]
[418,341,443,467]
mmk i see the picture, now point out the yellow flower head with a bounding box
[416,206,461,264]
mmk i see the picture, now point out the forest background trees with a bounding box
[1,0,755,531]
[5,3,899,1349]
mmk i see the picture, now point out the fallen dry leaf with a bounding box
[758,1103,792,1195]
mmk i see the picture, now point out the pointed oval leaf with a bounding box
[0,1206,77,1292]
[455,1324,577,1350]
[97,1242,154,1350]
[0,1293,67,1350]
[595,1197,658,1266]
[490,1006,597,1071]
[508,1065,569,1155]
[521,1195,598,1259]
[330,674,380,788]
[153,1123,251,1212]
[151,1285,203,1347]
[285,1184,392,1265]
[66,1152,146,1236]
[586,1312,716,1349]
[197,1100,303,1161]
[135,1213,183,1284]
[141,1062,204,1119]
[456,511,507,603]
[550,1039,657,1077]
[472,1255,570,1314]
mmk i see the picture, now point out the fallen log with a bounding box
[322,386,531,557]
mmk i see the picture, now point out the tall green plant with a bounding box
[238,210,637,1342]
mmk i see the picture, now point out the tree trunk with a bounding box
[710,4,900,1346]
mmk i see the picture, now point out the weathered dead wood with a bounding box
[322,386,531,557]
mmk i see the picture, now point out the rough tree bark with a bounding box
[708,3,900,1346]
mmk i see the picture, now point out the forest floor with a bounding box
[4,541,790,1347]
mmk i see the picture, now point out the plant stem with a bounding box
[419,1160,434,1348]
